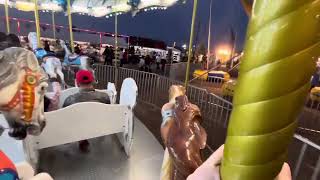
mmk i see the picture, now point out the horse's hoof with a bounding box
[8,127,27,140]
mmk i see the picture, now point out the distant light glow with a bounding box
[182,44,187,50]
[216,46,232,62]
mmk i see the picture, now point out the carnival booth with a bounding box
[193,69,230,82]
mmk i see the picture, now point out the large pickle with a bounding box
[221,1,320,179]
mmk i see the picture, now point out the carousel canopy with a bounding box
[0,0,184,17]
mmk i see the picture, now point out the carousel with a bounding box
[0,0,320,180]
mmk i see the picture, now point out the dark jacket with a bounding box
[63,88,110,107]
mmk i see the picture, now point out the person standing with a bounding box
[103,46,112,65]
[44,40,50,52]
[145,55,152,72]
[156,53,161,70]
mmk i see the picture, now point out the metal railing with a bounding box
[292,135,320,180]
[93,64,320,180]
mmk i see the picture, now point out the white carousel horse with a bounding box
[27,32,65,91]
[60,39,91,70]
[0,47,48,140]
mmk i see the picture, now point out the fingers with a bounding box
[275,163,292,180]
[203,145,224,167]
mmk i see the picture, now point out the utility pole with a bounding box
[207,0,213,70]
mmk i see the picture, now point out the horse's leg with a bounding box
[56,65,65,88]
[80,56,89,70]
[43,59,57,79]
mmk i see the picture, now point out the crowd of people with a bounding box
[33,38,171,74]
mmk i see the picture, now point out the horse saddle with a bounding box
[65,54,81,65]
[34,48,47,60]
[35,48,56,61]
[68,54,80,62]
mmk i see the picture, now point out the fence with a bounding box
[93,64,320,180]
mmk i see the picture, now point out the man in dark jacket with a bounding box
[63,70,110,152]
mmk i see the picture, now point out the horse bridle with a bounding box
[0,68,42,122]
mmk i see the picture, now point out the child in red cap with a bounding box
[63,70,110,152]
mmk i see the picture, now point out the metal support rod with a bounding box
[115,13,118,65]
[207,0,213,70]
[52,11,56,39]
[293,143,308,179]
[33,0,41,47]
[184,0,198,88]
[99,33,102,54]
[311,155,320,180]
[67,0,75,53]
[4,0,10,34]
[230,31,237,68]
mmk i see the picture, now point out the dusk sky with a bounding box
[0,0,249,52]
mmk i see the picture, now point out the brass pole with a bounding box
[34,0,41,47]
[184,0,198,87]
[4,0,10,34]
[52,11,56,39]
[67,0,74,53]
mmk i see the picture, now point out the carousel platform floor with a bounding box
[0,117,164,180]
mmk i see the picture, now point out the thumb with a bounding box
[202,145,224,168]
[275,163,292,180]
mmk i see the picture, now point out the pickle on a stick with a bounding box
[221,1,320,179]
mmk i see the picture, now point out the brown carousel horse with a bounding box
[161,85,207,180]
[0,47,48,140]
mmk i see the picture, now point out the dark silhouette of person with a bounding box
[44,40,50,52]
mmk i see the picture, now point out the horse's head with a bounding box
[169,85,186,103]
[0,48,48,140]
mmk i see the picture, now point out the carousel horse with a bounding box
[60,40,97,86]
[60,39,91,70]
[161,85,207,180]
[0,47,48,140]
[27,32,65,91]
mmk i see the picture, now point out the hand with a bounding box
[187,145,223,180]
[187,145,292,180]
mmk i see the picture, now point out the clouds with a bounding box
[0,0,248,51]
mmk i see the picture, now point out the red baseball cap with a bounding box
[76,70,94,85]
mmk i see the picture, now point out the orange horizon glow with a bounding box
[215,46,232,62]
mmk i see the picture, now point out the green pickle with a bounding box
[221,0,320,179]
